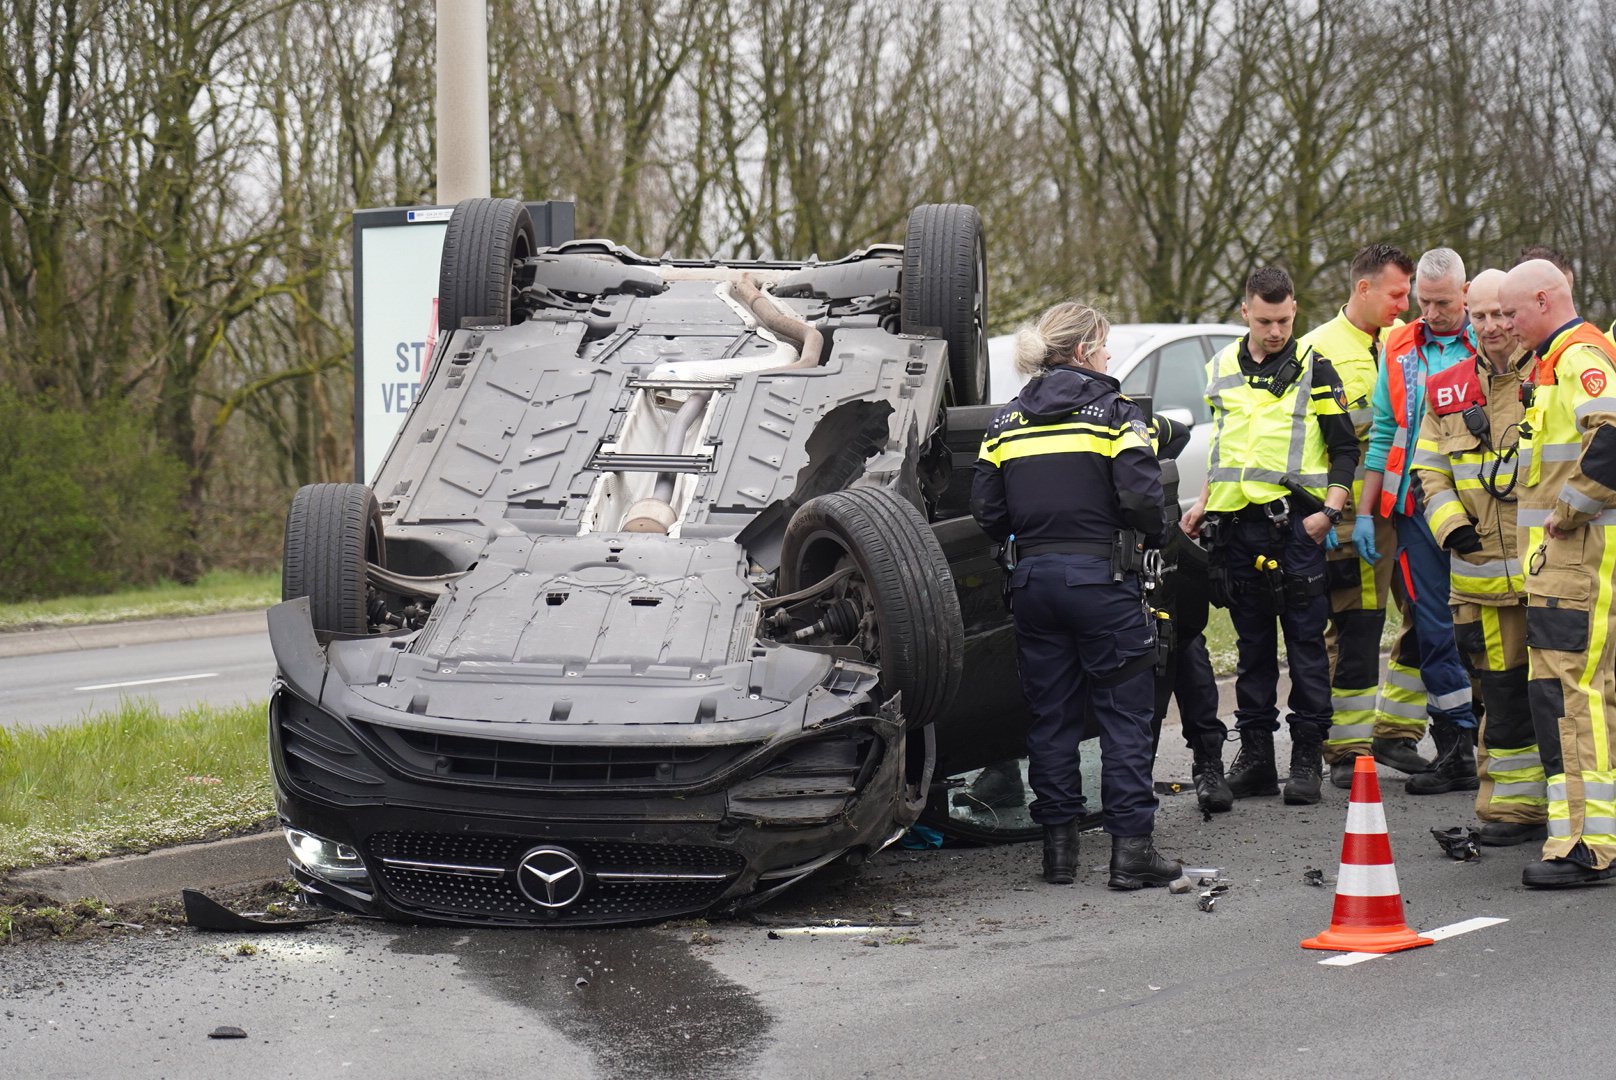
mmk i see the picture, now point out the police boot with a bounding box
[1106,834,1181,890]
[1283,724,1325,806]
[1522,841,1616,888]
[1373,735,1433,775]
[1405,719,1479,795]
[1226,728,1279,798]
[1329,756,1358,790]
[1478,821,1548,847]
[1192,734,1234,814]
[1042,820,1080,885]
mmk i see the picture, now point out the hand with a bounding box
[1352,513,1379,563]
[1302,511,1331,543]
[1180,504,1206,539]
[1546,513,1574,541]
[1324,528,1340,551]
[1444,524,1484,555]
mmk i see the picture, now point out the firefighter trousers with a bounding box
[1525,544,1616,868]
[1324,513,1432,761]
[1453,601,1545,824]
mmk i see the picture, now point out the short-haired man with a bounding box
[1515,245,1574,290]
[1182,267,1358,805]
[1353,248,1481,793]
[1410,268,1545,844]
[1501,259,1616,886]
[1299,244,1432,788]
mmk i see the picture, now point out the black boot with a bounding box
[1284,724,1325,805]
[1226,728,1279,798]
[1042,820,1080,884]
[1405,719,1479,795]
[1522,841,1616,888]
[1329,757,1357,789]
[1479,821,1548,847]
[1106,834,1181,890]
[1373,735,1433,775]
[1192,734,1234,814]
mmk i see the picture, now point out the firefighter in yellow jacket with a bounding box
[1410,268,1546,845]
[1299,244,1431,788]
[1501,258,1616,887]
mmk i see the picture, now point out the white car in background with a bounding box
[987,323,1246,511]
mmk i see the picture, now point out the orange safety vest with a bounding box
[1533,320,1616,386]
[1379,323,1479,517]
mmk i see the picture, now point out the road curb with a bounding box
[0,610,268,659]
[5,832,287,907]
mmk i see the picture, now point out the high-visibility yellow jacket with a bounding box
[1204,338,1348,511]
[1299,310,1403,532]
[1411,348,1529,604]
[1519,321,1616,561]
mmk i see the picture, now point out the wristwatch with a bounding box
[1321,505,1342,525]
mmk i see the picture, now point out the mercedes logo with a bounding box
[516,846,586,908]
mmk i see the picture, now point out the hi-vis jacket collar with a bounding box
[1535,318,1589,365]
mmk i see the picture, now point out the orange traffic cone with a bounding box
[1301,755,1435,954]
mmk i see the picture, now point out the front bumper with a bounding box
[270,681,920,927]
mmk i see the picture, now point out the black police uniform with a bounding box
[972,365,1173,879]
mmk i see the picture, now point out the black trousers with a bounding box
[1010,553,1158,836]
[1216,511,1331,734]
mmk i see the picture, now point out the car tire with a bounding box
[778,486,963,729]
[437,197,536,333]
[901,203,987,406]
[283,483,386,637]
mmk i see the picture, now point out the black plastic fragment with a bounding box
[1430,826,1481,861]
[1197,884,1229,912]
[1303,868,1325,887]
[208,1026,248,1039]
[181,889,335,932]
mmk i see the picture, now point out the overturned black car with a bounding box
[268,199,1195,926]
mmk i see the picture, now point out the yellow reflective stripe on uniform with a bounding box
[979,420,1142,465]
[1580,541,1616,778]
[1481,604,1506,669]
[985,432,1138,465]
[1376,661,1428,730]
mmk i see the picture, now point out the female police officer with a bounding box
[971,302,1182,889]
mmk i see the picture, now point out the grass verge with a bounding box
[1201,604,1402,676]
[0,570,280,631]
[0,699,274,873]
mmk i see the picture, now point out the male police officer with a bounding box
[1501,259,1616,886]
[1354,248,1481,793]
[1181,267,1358,805]
[1299,244,1431,788]
[1410,268,1546,839]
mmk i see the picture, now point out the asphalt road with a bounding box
[1,727,1596,1080]
[0,618,273,729]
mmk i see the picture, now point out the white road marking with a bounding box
[1317,916,1509,967]
[75,673,220,692]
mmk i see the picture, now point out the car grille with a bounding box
[367,832,746,924]
[355,723,757,789]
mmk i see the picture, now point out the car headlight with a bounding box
[285,828,370,884]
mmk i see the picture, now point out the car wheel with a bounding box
[778,486,963,728]
[437,197,536,333]
[283,483,386,637]
[901,203,987,406]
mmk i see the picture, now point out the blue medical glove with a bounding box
[1351,513,1378,563]
[1324,528,1340,551]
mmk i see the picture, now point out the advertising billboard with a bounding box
[351,202,575,482]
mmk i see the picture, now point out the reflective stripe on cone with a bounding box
[1302,755,1436,954]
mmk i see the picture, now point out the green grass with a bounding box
[0,571,280,631]
[1200,604,1402,677]
[0,699,274,872]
